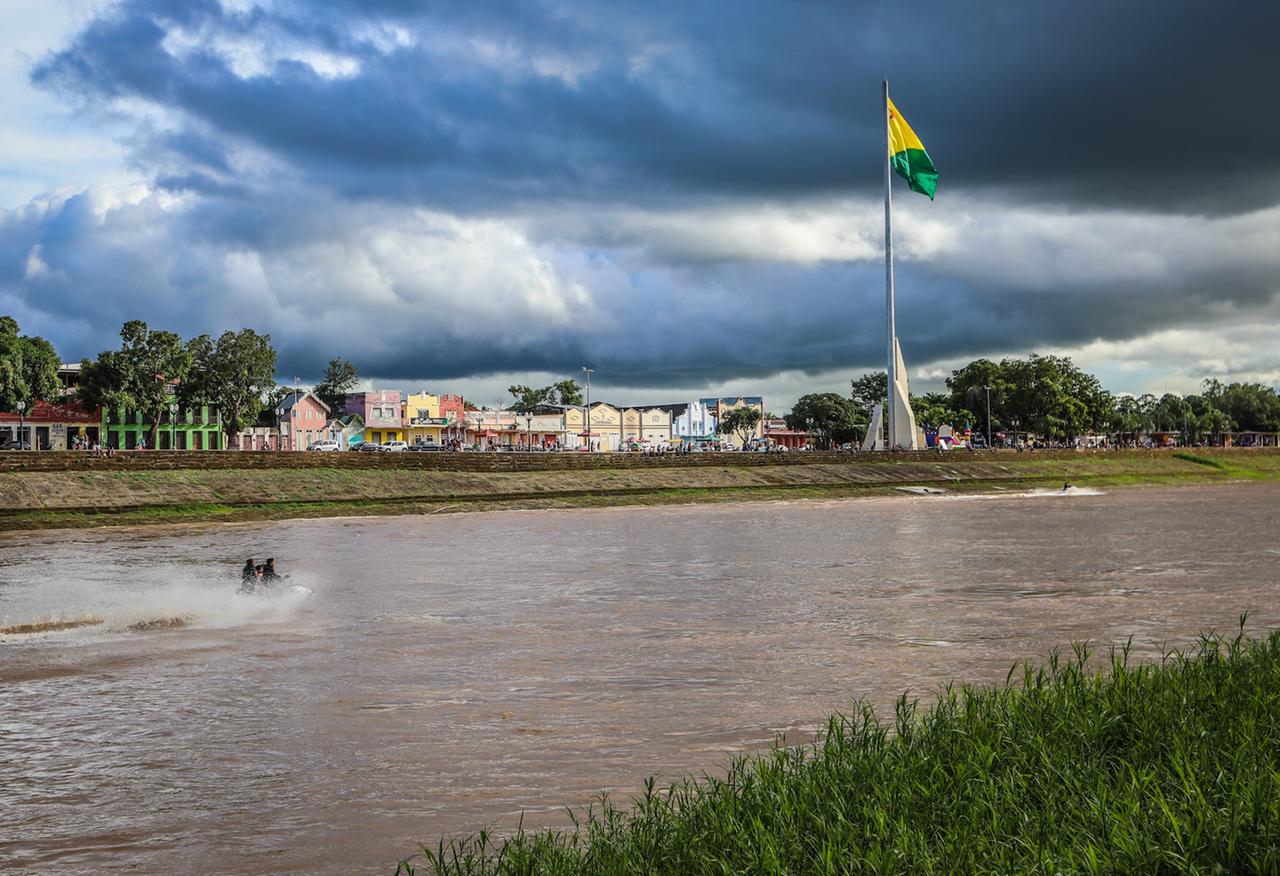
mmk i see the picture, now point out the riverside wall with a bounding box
[0,446,1267,474]
[0,447,1275,526]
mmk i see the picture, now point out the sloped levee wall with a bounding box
[0,447,1270,474]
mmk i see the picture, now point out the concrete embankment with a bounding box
[0,447,1276,530]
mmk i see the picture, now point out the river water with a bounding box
[2,483,1278,874]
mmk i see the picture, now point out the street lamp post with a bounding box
[984,385,993,450]
[16,400,26,450]
[525,412,533,450]
[582,366,593,451]
[169,402,178,451]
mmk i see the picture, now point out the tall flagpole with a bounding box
[883,79,896,449]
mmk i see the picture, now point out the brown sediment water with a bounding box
[2,482,1278,875]
[0,616,104,635]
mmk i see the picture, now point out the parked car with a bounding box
[357,442,382,453]
[0,438,32,450]
[307,439,342,452]
[379,440,409,452]
[407,442,448,451]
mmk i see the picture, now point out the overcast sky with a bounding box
[2,0,1278,411]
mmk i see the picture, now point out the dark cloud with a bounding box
[5,0,1279,399]
[33,0,1279,213]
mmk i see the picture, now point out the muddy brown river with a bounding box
[3,483,1278,874]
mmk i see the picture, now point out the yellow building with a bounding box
[565,403,626,450]
[622,407,673,446]
[402,392,449,445]
[404,392,442,420]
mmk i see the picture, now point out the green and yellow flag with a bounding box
[888,98,938,200]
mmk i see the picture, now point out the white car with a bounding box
[308,440,342,452]
[379,440,409,452]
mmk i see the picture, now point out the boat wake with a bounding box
[0,572,314,641]
[942,486,1105,501]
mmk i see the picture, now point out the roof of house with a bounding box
[277,391,330,414]
[634,402,693,418]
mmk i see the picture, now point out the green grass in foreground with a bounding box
[398,622,1280,875]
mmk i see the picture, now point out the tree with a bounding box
[180,329,278,448]
[912,391,975,430]
[552,379,584,406]
[787,393,866,449]
[508,379,584,409]
[265,385,295,409]
[947,354,1111,440]
[1199,407,1235,444]
[1211,381,1280,432]
[717,406,763,446]
[0,316,60,412]
[508,384,553,411]
[850,372,888,409]
[78,320,192,446]
[314,357,359,415]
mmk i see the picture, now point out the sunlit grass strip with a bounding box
[399,622,1280,875]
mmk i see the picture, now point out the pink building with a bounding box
[276,391,331,451]
[438,393,465,423]
[345,390,403,444]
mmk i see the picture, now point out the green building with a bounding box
[103,401,222,450]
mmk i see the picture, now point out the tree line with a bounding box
[788,354,1280,449]
[0,316,363,448]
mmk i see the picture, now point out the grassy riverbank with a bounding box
[398,624,1280,875]
[0,448,1277,531]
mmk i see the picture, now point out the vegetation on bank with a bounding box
[398,624,1280,875]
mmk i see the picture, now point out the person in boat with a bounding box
[1062,481,1072,491]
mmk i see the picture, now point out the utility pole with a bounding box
[984,385,992,449]
[582,366,593,451]
[293,376,301,451]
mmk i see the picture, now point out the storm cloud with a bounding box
[3,0,1279,403]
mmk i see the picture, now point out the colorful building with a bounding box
[345,390,403,445]
[764,418,809,449]
[402,391,452,445]
[0,400,101,450]
[103,400,222,450]
[326,414,366,450]
[276,391,331,451]
[238,410,281,451]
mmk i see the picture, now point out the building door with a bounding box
[193,431,203,451]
